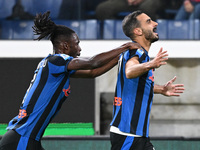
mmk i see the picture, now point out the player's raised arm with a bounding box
[125,47,168,79]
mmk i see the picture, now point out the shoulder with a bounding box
[129,49,144,57]
[123,49,144,60]
[58,54,74,60]
[55,54,74,61]
[48,54,74,65]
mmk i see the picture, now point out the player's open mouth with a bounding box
[153,27,157,33]
[153,27,158,36]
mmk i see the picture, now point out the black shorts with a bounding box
[0,130,44,150]
[110,132,155,150]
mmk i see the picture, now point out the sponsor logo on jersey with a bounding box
[18,109,27,118]
[63,85,71,97]
[114,97,122,106]
[149,69,154,82]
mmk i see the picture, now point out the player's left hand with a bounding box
[162,76,185,96]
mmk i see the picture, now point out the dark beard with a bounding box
[151,37,159,43]
[143,29,159,43]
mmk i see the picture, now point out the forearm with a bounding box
[126,48,168,79]
[89,44,131,68]
[126,61,154,79]
[68,42,140,71]
[154,84,164,94]
[71,56,119,78]
[90,56,119,77]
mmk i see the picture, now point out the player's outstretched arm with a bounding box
[67,42,141,71]
[126,47,168,79]
[154,76,185,96]
[71,56,119,78]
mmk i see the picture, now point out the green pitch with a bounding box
[0,123,94,136]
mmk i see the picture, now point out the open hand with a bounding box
[162,76,185,96]
[149,47,168,69]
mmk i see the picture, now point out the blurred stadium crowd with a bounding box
[0,0,199,40]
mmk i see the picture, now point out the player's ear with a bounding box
[63,42,69,50]
[57,42,69,54]
[134,28,142,36]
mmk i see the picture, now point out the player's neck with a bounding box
[134,38,151,52]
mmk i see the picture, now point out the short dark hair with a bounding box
[32,11,75,46]
[122,10,143,39]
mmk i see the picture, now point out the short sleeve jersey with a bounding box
[110,48,154,137]
[7,54,75,141]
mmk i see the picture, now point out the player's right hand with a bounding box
[150,47,168,68]
[123,42,142,50]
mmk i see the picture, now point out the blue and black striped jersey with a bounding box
[110,48,154,137]
[7,54,75,141]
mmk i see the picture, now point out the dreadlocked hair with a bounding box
[33,11,56,41]
[32,11,76,49]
